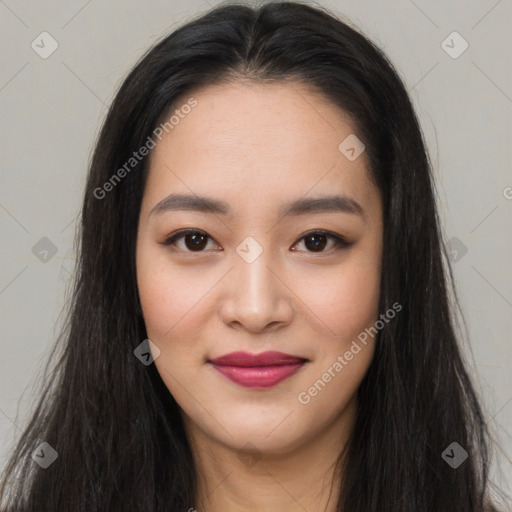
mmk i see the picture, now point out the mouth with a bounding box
[208,351,308,388]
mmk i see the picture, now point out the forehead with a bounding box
[142,81,379,221]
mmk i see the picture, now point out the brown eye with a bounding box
[292,230,350,253]
[161,229,217,252]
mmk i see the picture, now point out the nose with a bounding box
[218,248,294,334]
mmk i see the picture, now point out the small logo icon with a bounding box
[32,442,58,469]
[32,237,58,263]
[442,441,468,469]
[31,32,59,59]
[338,134,365,161]
[441,32,469,59]
[236,236,263,264]
[237,442,262,468]
[134,339,161,365]
[448,237,468,263]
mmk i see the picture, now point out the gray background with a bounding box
[1,0,511,501]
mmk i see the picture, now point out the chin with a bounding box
[231,413,315,454]
[227,428,307,456]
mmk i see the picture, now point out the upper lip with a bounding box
[209,351,308,367]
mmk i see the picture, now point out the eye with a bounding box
[161,228,350,254]
[291,230,350,253]
[161,229,219,252]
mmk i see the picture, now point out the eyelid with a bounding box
[160,228,351,253]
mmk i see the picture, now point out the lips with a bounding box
[208,351,308,388]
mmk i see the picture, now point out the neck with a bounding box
[184,397,356,512]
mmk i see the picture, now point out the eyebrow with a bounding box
[149,193,365,221]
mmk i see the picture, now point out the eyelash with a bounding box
[160,228,351,254]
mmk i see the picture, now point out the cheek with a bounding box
[293,258,381,425]
[298,253,381,345]
[136,249,214,341]
[333,263,380,333]
[136,252,213,389]
[137,270,177,340]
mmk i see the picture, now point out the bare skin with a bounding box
[136,81,383,511]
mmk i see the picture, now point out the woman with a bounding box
[0,2,503,510]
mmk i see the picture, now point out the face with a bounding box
[136,81,383,456]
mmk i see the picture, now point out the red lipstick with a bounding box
[208,351,307,388]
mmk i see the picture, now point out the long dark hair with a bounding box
[0,2,502,510]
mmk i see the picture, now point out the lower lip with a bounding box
[210,362,305,388]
